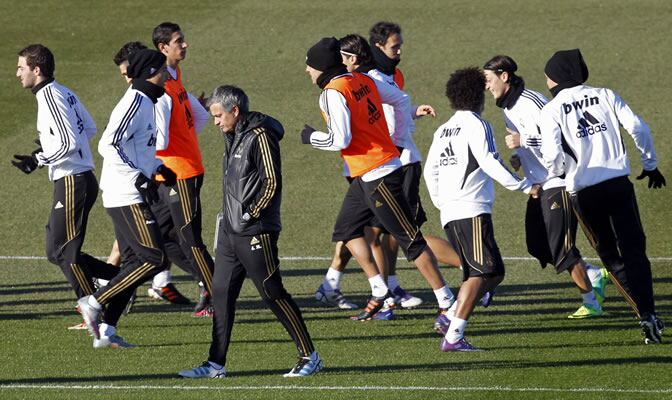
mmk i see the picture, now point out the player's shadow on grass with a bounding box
[0,284,71,296]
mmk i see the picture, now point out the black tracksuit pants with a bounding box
[94,203,166,326]
[155,174,214,294]
[45,171,119,298]
[571,176,655,318]
[208,230,315,366]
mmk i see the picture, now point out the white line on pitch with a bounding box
[1,255,672,262]
[0,384,671,394]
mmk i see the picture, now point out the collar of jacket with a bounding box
[131,79,165,103]
[31,77,55,95]
[549,81,580,98]
[370,43,400,76]
[496,81,525,109]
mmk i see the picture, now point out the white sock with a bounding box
[434,286,455,309]
[447,299,459,319]
[585,263,602,286]
[152,270,171,289]
[87,295,102,310]
[387,275,400,291]
[324,268,343,291]
[582,291,600,310]
[368,274,388,298]
[445,317,467,344]
[99,323,116,338]
[208,360,223,370]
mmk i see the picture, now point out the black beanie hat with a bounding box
[306,37,343,71]
[544,49,589,85]
[127,49,166,80]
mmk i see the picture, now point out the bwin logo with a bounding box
[439,142,457,166]
[563,95,599,114]
[576,111,607,138]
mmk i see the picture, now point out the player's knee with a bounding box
[262,279,288,301]
[141,248,165,269]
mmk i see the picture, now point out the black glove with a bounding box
[157,164,177,186]
[34,138,41,147]
[11,154,39,174]
[300,124,316,144]
[636,168,666,189]
[135,173,159,205]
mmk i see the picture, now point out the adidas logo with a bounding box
[375,200,383,208]
[551,201,560,210]
[250,237,260,245]
[439,142,457,166]
[147,123,153,130]
[366,98,382,124]
[54,201,64,209]
[169,188,178,196]
[575,111,607,138]
[139,182,148,189]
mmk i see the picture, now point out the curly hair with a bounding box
[445,67,485,112]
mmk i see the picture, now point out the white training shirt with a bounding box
[98,86,163,208]
[309,72,403,182]
[539,85,656,193]
[33,80,96,181]
[424,110,531,226]
[503,88,564,190]
[367,68,422,165]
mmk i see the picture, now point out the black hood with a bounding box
[545,49,589,97]
[235,111,285,141]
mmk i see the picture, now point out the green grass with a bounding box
[1,0,671,399]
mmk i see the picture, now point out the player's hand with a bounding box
[300,124,316,144]
[509,154,521,171]
[197,91,209,110]
[135,173,160,205]
[636,168,666,189]
[11,154,39,174]
[157,164,177,186]
[505,128,521,149]
[416,104,436,118]
[529,184,542,199]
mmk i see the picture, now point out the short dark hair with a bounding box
[369,21,401,45]
[18,44,55,78]
[445,67,486,112]
[339,34,372,66]
[114,41,148,66]
[152,22,181,49]
[483,55,523,86]
[208,85,249,114]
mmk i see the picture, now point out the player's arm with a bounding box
[246,128,282,219]
[154,94,172,151]
[33,91,81,166]
[98,95,141,174]
[469,120,531,193]
[78,100,97,140]
[304,89,352,151]
[610,90,657,170]
[188,92,209,134]
[538,107,566,179]
[422,131,443,209]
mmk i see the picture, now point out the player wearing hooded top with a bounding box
[178,85,322,379]
[539,49,666,344]
[483,55,608,319]
[13,44,121,329]
[151,22,214,314]
[302,37,454,322]
[77,49,177,348]
[424,67,540,351]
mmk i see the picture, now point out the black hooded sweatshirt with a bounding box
[221,111,284,235]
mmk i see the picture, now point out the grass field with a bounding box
[1,1,671,399]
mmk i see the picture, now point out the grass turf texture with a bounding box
[0,0,670,398]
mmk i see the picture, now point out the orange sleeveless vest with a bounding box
[156,67,204,180]
[393,68,404,90]
[324,73,399,177]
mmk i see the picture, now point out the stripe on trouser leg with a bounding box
[276,298,311,356]
[71,263,93,295]
[97,262,154,304]
[65,176,75,241]
[191,246,212,293]
[562,191,571,253]
[608,272,641,319]
[177,180,193,225]
[129,204,152,247]
[377,183,417,241]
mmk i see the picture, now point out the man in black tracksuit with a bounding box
[178,85,322,379]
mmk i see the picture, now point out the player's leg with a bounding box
[239,232,322,377]
[314,240,358,310]
[542,187,602,318]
